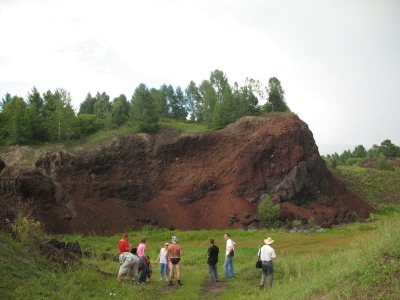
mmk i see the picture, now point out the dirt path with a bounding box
[198,278,228,299]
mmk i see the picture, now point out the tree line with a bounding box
[323,139,400,169]
[0,70,290,145]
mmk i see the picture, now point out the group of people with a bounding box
[117,232,277,289]
[117,233,183,286]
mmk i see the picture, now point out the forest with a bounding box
[0,70,289,146]
[323,139,400,169]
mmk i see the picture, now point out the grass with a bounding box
[0,119,209,177]
[2,214,400,299]
[330,166,400,210]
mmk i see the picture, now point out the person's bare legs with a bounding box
[169,262,174,284]
[175,262,181,280]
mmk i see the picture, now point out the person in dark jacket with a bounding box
[207,239,220,282]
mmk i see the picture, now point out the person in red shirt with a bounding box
[118,233,131,253]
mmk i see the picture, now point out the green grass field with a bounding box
[1,210,400,300]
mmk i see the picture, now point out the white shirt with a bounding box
[258,244,276,261]
[159,247,168,264]
[226,238,234,255]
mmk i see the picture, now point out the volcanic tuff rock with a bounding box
[0,114,376,234]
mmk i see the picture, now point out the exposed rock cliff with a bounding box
[0,114,376,234]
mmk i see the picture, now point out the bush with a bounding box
[308,217,317,227]
[258,195,280,228]
[292,219,302,227]
[10,201,44,252]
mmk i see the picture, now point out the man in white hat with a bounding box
[257,237,277,289]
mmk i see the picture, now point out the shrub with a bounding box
[10,201,43,252]
[377,157,391,170]
[258,195,280,228]
[292,219,302,227]
[308,217,317,227]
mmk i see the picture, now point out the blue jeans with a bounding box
[223,255,234,278]
[159,262,169,276]
[261,261,274,287]
[139,256,148,283]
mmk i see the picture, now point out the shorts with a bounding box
[170,258,180,265]
[119,258,139,275]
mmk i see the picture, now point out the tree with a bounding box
[219,83,235,125]
[171,86,187,120]
[243,77,267,104]
[150,88,168,119]
[112,94,129,127]
[42,89,76,142]
[352,145,367,158]
[264,77,289,112]
[27,87,46,142]
[1,93,12,112]
[74,114,102,138]
[198,79,216,127]
[93,92,112,121]
[79,93,96,115]
[210,69,228,104]
[185,81,200,122]
[1,96,32,144]
[131,84,159,133]
[211,101,223,130]
[367,144,381,158]
[233,83,260,118]
[258,195,280,228]
[160,84,176,118]
[380,139,399,158]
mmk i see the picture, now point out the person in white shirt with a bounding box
[223,233,235,278]
[155,242,170,281]
[258,237,277,289]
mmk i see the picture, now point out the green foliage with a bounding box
[10,201,44,252]
[111,94,129,127]
[0,71,292,146]
[292,219,302,227]
[331,158,338,168]
[258,195,281,228]
[2,215,400,299]
[380,139,400,158]
[308,217,317,227]
[325,140,400,170]
[377,157,391,170]
[346,157,360,166]
[264,77,289,112]
[1,96,33,144]
[330,165,400,210]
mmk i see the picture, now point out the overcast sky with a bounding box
[1,0,399,155]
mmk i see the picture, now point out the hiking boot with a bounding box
[178,280,183,286]
[259,284,264,290]
[169,281,172,286]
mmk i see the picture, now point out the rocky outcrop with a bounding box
[0,114,376,234]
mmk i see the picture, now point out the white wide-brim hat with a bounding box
[264,237,274,244]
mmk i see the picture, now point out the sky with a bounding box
[1,0,399,155]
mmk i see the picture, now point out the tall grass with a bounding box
[330,166,400,210]
[2,214,400,299]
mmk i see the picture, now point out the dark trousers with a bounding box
[261,261,274,287]
[208,263,219,282]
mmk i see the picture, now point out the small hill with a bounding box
[0,114,375,234]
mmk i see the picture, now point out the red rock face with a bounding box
[3,114,376,234]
